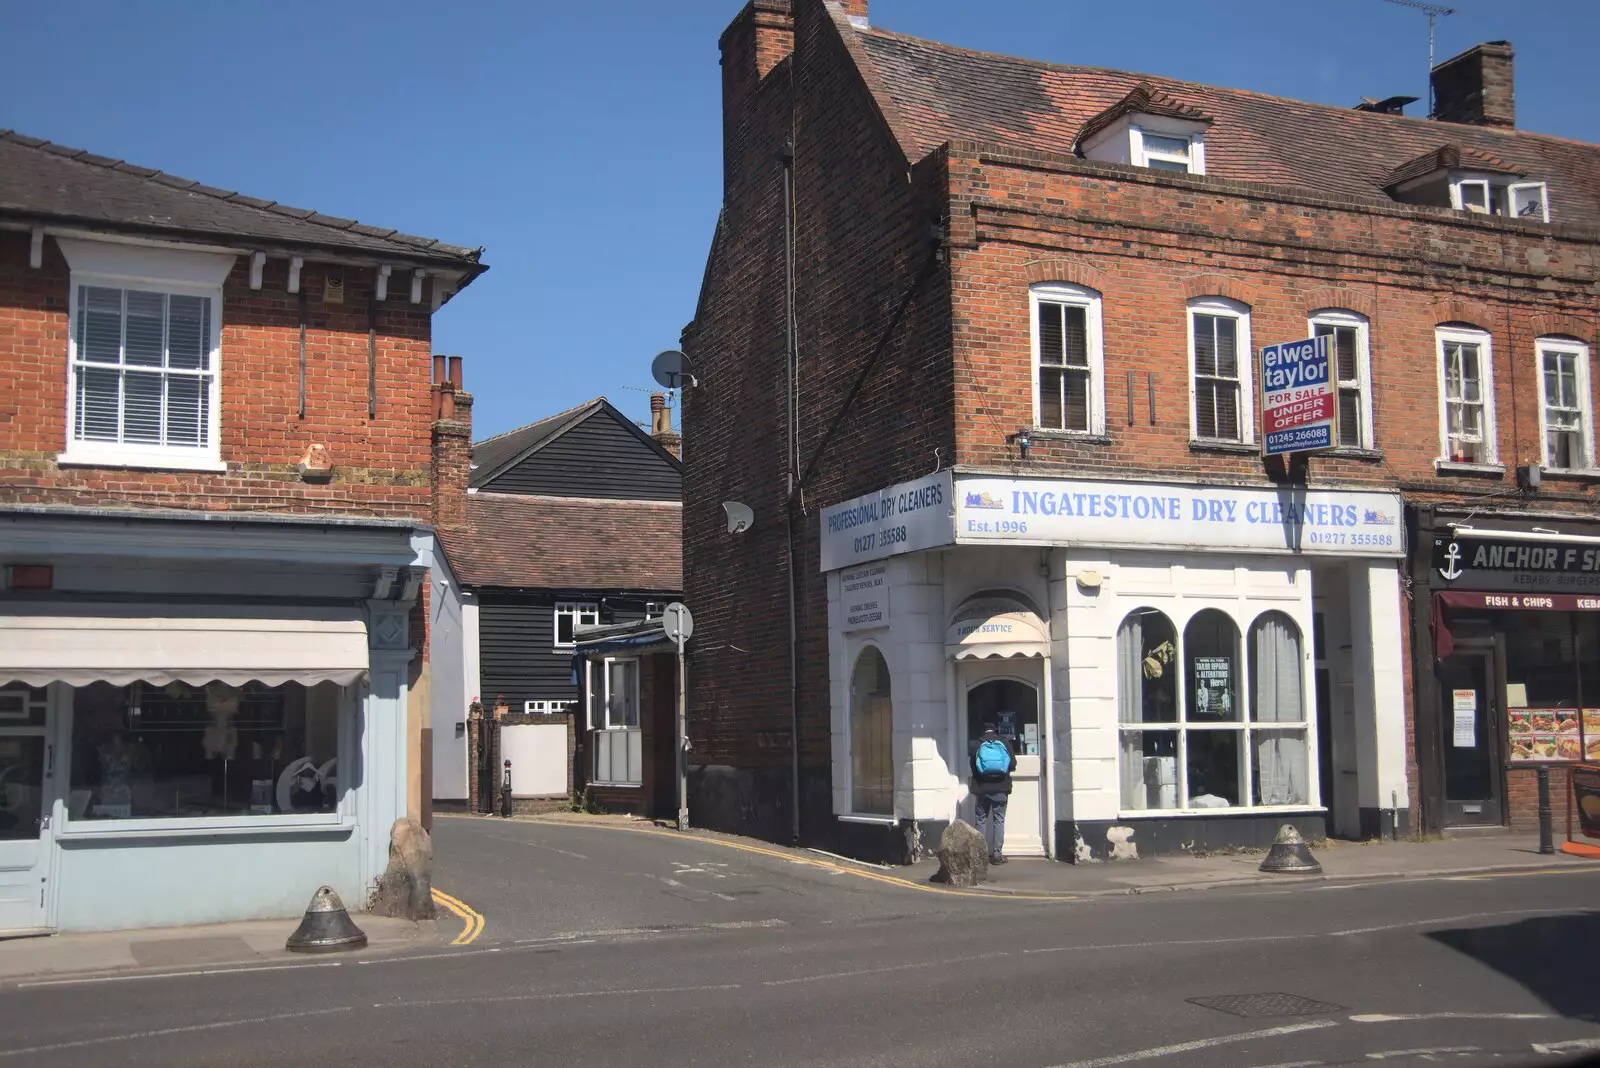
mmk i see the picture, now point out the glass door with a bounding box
[1437,651,1502,826]
[0,685,56,932]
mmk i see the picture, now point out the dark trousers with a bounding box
[974,792,1007,859]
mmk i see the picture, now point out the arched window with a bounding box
[1249,612,1308,806]
[1183,609,1242,807]
[849,647,893,816]
[1118,609,1179,810]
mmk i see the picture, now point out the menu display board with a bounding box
[1574,764,1600,841]
[1507,707,1585,762]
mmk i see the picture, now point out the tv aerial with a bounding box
[651,350,698,390]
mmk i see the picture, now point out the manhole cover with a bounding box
[1186,993,1344,1018]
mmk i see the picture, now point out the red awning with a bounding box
[1432,590,1600,659]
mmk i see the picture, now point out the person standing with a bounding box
[970,718,1016,865]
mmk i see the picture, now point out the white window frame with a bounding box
[1308,310,1374,450]
[60,275,225,472]
[1187,297,1254,444]
[1451,178,1494,214]
[1029,282,1106,435]
[1131,125,1206,175]
[1508,181,1550,223]
[586,656,640,731]
[553,601,599,649]
[1434,324,1498,467]
[1535,336,1594,472]
[1115,606,1318,817]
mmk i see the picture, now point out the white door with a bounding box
[0,685,56,933]
[964,673,1046,858]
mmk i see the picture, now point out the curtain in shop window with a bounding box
[1251,612,1307,806]
[1117,612,1146,805]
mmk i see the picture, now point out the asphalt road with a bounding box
[1,816,1597,1067]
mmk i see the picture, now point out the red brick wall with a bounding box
[1506,765,1569,833]
[685,0,953,834]
[945,145,1599,494]
[0,229,437,519]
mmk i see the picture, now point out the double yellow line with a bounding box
[431,887,484,945]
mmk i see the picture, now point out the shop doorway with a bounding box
[963,675,1045,857]
[1437,649,1502,826]
[0,685,56,932]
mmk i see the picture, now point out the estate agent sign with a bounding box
[1260,335,1337,456]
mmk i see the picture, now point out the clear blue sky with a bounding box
[3,1,1594,440]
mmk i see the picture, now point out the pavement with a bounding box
[0,814,1596,1066]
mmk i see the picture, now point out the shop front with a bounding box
[1410,508,1600,833]
[0,508,424,933]
[822,472,1410,861]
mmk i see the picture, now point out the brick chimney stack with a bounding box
[431,355,472,532]
[1431,41,1515,128]
[830,0,868,25]
[650,392,682,460]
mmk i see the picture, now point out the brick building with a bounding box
[682,0,1599,862]
[0,130,484,930]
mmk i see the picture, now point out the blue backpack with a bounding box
[976,738,1010,775]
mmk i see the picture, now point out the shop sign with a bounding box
[1260,335,1336,457]
[954,476,1403,557]
[1574,764,1600,841]
[840,564,890,631]
[1433,536,1600,592]
[1437,591,1600,613]
[819,471,955,572]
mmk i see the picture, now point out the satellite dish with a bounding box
[722,501,754,534]
[651,349,698,389]
[662,602,694,646]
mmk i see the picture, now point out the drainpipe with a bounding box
[781,142,801,844]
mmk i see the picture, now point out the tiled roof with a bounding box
[469,398,607,488]
[1074,82,1213,150]
[1381,143,1526,189]
[438,493,682,591]
[851,28,1600,228]
[0,130,484,265]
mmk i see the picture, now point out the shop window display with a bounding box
[1118,607,1312,813]
[68,680,341,821]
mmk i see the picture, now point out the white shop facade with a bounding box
[822,471,1410,861]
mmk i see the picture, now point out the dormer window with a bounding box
[1076,82,1212,177]
[1384,145,1549,223]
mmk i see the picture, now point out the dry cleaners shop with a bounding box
[822,472,1410,861]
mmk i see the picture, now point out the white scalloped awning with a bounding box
[945,604,1049,660]
[0,613,368,688]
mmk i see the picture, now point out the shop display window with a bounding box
[67,680,341,821]
[1117,607,1312,813]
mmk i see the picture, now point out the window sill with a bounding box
[1115,805,1326,820]
[1188,439,1258,456]
[1434,459,1505,477]
[57,813,351,840]
[836,812,898,826]
[1030,428,1113,445]
[1540,467,1600,484]
[57,448,225,473]
[1326,446,1384,462]
[589,781,640,789]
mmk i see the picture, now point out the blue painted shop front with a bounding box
[0,507,424,933]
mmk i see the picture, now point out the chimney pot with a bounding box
[433,355,446,384]
[448,355,464,389]
[1431,41,1515,128]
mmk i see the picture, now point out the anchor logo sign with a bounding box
[1438,540,1464,581]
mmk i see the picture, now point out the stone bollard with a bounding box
[932,819,989,886]
[369,817,438,920]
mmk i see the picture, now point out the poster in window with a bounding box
[1192,657,1233,718]
[1574,764,1600,841]
[1509,708,1581,762]
[1452,690,1477,748]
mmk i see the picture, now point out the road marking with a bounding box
[1044,1020,1339,1068]
[761,949,1011,987]
[1329,907,1584,937]
[529,820,1078,901]
[0,1006,352,1058]
[1026,934,1305,955]
[1239,1062,1323,1068]
[1364,1048,1479,1060]
[1446,866,1597,882]
[1533,1038,1600,1055]
[15,960,346,989]
[379,982,742,1009]
[1351,1013,1556,1023]
[470,830,589,860]
[430,887,484,945]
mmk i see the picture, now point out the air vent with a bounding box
[322,271,345,305]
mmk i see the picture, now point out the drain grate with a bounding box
[1186,992,1344,1018]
